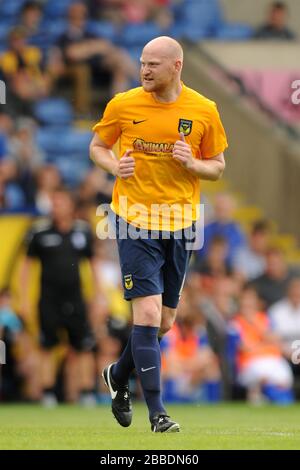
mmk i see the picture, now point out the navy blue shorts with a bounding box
[115,216,195,309]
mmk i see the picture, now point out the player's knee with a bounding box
[139,306,160,326]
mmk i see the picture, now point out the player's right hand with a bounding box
[117,149,135,179]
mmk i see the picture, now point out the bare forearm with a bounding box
[90,144,118,176]
[188,158,225,181]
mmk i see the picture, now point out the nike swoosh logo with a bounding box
[133,119,147,124]
[141,366,156,372]
[106,364,117,399]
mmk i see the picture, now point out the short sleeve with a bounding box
[200,102,228,158]
[92,97,121,147]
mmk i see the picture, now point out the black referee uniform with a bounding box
[27,220,94,352]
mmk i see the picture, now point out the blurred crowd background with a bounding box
[1,0,300,407]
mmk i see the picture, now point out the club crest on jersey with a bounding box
[124,274,133,290]
[178,119,193,136]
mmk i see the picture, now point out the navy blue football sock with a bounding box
[132,325,166,419]
[112,333,135,386]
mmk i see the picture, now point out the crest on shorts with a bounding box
[178,119,193,136]
[124,274,133,290]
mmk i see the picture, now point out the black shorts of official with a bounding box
[115,216,195,309]
[39,285,95,352]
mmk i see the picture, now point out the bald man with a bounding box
[90,36,228,432]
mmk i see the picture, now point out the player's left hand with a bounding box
[172,133,194,170]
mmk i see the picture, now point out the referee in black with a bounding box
[22,188,97,406]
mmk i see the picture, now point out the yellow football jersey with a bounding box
[92,83,228,230]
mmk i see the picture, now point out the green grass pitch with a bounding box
[0,403,300,450]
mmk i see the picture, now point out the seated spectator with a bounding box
[197,193,245,267]
[232,286,294,404]
[8,117,45,208]
[0,27,53,108]
[0,159,26,212]
[254,1,296,40]
[34,165,62,215]
[193,235,232,295]
[200,277,239,398]
[19,1,44,41]
[161,292,221,403]
[56,2,138,114]
[233,219,271,283]
[0,288,39,401]
[77,167,114,208]
[269,277,300,359]
[88,0,173,28]
[251,247,298,309]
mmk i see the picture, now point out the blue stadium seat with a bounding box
[0,0,26,19]
[36,127,92,160]
[120,22,162,48]
[53,156,91,186]
[180,24,211,41]
[33,98,73,126]
[43,0,74,19]
[181,0,223,37]
[215,23,254,40]
[0,23,12,44]
[87,21,116,42]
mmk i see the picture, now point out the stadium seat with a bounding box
[43,0,74,19]
[54,156,91,186]
[0,0,26,19]
[33,98,73,126]
[215,23,254,40]
[87,21,116,42]
[0,23,12,44]
[120,22,162,48]
[181,0,223,37]
[36,127,92,160]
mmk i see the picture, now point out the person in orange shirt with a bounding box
[90,35,227,432]
[233,287,293,404]
[160,292,221,403]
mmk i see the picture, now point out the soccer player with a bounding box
[90,36,228,432]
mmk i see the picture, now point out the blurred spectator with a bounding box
[254,1,296,40]
[200,277,238,398]
[0,288,39,402]
[0,27,52,110]
[197,193,245,267]
[251,247,298,309]
[88,0,173,28]
[0,159,26,212]
[34,165,62,215]
[78,167,114,208]
[8,117,45,207]
[233,286,294,404]
[269,277,300,359]
[56,2,138,114]
[21,189,97,406]
[19,1,44,39]
[161,292,221,403]
[233,219,271,283]
[193,235,232,295]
